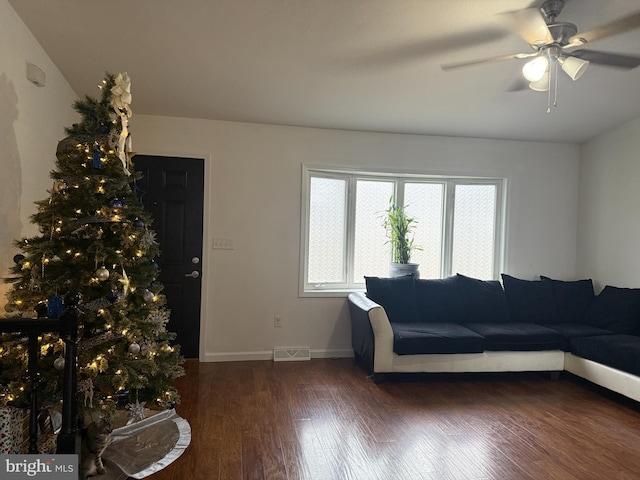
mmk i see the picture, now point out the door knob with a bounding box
[185,270,200,278]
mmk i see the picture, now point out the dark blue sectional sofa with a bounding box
[348,273,640,401]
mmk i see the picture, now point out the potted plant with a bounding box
[382,197,420,278]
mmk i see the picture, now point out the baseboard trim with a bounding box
[202,348,354,363]
[311,348,354,359]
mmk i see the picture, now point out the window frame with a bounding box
[300,165,506,297]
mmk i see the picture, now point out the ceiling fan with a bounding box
[441,0,640,111]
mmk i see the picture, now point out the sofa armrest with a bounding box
[348,292,394,373]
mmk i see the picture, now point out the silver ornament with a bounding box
[96,266,110,281]
[143,289,154,303]
[53,357,65,370]
[128,342,141,354]
[126,400,146,423]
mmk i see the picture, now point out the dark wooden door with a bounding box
[133,155,204,358]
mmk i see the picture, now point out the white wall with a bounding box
[130,114,580,361]
[0,0,77,308]
[577,115,640,291]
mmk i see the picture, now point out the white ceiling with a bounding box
[9,0,640,143]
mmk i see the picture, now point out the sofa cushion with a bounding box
[463,322,564,351]
[501,274,559,324]
[541,276,595,323]
[570,334,640,376]
[391,322,485,355]
[543,323,615,351]
[456,274,509,323]
[365,275,419,323]
[581,285,640,334]
[414,276,463,323]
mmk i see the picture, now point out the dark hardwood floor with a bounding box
[150,359,640,480]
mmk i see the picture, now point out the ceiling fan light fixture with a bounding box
[559,56,589,80]
[522,56,549,82]
[529,72,550,91]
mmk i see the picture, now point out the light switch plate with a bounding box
[212,237,234,250]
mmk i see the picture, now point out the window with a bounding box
[301,166,505,294]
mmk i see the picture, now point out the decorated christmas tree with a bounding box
[0,73,184,421]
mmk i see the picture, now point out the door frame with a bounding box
[135,150,211,362]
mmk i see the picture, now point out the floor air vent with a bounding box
[273,347,311,362]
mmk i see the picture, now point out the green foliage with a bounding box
[65,72,117,137]
[1,73,184,418]
[382,197,417,264]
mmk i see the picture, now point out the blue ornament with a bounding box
[109,198,124,208]
[47,295,65,319]
[92,149,102,168]
[133,219,144,228]
[13,254,25,264]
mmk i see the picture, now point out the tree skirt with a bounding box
[100,408,191,479]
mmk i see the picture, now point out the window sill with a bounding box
[299,288,365,298]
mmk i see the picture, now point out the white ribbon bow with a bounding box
[111,72,133,176]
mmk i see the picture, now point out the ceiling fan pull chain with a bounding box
[546,63,552,113]
[553,59,559,108]
[546,59,559,114]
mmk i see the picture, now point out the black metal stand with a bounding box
[27,331,39,453]
[57,304,79,454]
[0,300,79,454]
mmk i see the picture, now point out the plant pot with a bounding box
[389,263,420,279]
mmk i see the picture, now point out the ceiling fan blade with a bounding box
[506,76,530,92]
[499,7,554,47]
[570,49,640,69]
[441,52,537,71]
[344,27,509,70]
[566,12,640,47]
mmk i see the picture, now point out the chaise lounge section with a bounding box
[348,273,640,402]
